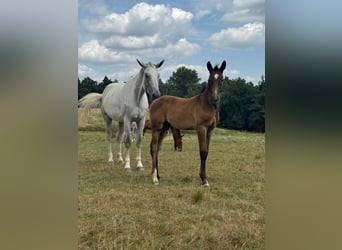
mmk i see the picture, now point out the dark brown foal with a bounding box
[149,60,226,186]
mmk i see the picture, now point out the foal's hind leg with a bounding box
[150,122,170,184]
[102,111,114,164]
[150,130,160,184]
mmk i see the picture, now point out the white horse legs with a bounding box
[102,112,115,164]
[117,140,124,163]
[136,147,144,170]
[103,114,145,171]
[108,143,114,163]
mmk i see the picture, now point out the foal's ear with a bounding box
[136,58,147,68]
[155,60,164,68]
[207,61,213,72]
[219,60,226,72]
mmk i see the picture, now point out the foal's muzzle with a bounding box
[212,95,220,109]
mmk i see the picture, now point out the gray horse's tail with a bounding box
[78,93,102,123]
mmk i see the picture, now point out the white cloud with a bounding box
[79,2,199,65]
[227,69,241,78]
[222,0,264,23]
[79,0,109,16]
[103,34,162,49]
[164,38,200,57]
[222,8,264,23]
[191,0,230,19]
[78,63,94,76]
[78,40,132,62]
[85,2,193,41]
[195,10,211,19]
[208,22,265,50]
[244,75,257,83]
[232,0,264,9]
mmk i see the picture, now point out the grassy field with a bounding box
[78,109,265,249]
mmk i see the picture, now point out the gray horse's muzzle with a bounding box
[151,91,161,100]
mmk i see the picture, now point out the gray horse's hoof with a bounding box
[137,166,144,171]
[123,167,131,172]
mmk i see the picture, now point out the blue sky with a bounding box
[78,0,264,84]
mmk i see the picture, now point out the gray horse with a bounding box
[79,59,164,171]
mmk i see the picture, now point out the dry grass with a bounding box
[78,109,265,249]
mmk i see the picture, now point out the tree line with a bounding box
[78,67,265,132]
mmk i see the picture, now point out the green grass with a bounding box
[78,111,265,249]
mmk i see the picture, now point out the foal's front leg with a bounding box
[197,126,210,187]
[150,130,160,185]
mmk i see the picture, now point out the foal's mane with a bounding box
[212,64,220,71]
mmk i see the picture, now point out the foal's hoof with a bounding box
[108,160,114,165]
[203,182,210,188]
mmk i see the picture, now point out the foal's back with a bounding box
[149,94,212,130]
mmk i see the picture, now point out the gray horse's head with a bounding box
[137,59,164,100]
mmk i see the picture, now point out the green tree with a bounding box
[247,76,265,132]
[219,77,265,131]
[165,66,201,97]
[96,76,115,93]
[78,77,97,99]
[78,76,119,100]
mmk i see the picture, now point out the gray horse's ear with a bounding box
[207,61,213,72]
[219,60,226,72]
[155,60,164,68]
[137,59,146,68]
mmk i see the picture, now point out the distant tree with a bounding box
[219,77,265,132]
[78,77,97,99]
[247,76,265,132]
[96,76,114,93]
[159,78,168,95]
[165,67,201,97]
[78,76,119,100]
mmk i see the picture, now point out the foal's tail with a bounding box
[78,93,103,123]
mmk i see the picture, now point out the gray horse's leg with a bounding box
[135,118,145,170]
[116,122,124,163]
[123,118,132,171]
[102,111,114,164]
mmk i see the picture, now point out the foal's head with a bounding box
[137,59,164,100]
[206,60,226,108]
